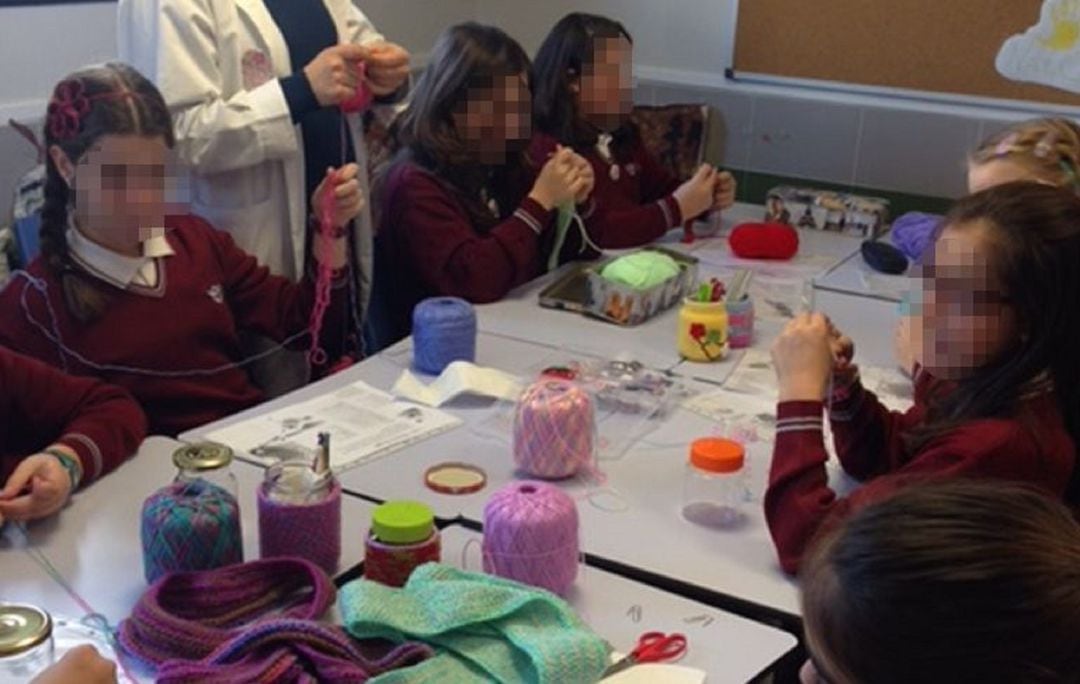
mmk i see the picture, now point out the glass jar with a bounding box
[678,298,728,363]
[0,604,54,683]
[173,442,238,501]
[364,501,441,587]
[682,438,747,529]
[258,455,342,574]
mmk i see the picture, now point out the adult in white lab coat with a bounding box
[117,0,409,391]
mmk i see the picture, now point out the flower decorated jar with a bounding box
[678,298,728,362]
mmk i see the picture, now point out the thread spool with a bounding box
[257,466,342,575]
[512,380,595,480]
[140,480,243,584]
[482,481,579,596]
[364,501,441,587]
[412,297,477,375]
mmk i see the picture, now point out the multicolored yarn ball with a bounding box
[512,379,595,480]
[257,479,342,575]
[140,479,243,585]
[412,297,477,375]
[482,481,580,596]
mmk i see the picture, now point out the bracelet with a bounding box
[43,447,82,491]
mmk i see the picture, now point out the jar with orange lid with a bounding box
[682,438,748,529]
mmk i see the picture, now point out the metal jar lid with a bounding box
[0,604,52,657]
[172,442,234,472]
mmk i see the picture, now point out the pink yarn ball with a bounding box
[512,380,595,479]
[482,481,579,596]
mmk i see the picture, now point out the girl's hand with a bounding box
[673,164,718,221]
[569,153,594,205]
[713,170,737,211]
[0,452,75,523]
[312,164,362,269]
[529,148,583,211]
[31,645,117,684]
[361,42,411,96]
[771,312,835,402]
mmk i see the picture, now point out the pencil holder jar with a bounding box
[258,456,342,575]
[678,298,728,362]
[726,296,755,349]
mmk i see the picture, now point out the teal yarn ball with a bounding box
[140,479,243,584]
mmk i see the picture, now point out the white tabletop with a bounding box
[812,246,910,304]
[1,436,375,626]
[439,526,797,683]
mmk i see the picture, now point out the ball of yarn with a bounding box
[600,251,681,290]
[729,222,799,260]
[861,240,909,275]
[412,297,477,375]
[482,481,579,596]
[513,380,595,479]
[890,212,942,263]
[141,479,243,584]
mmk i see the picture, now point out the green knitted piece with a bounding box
[340,564,609,684]
[600,251,681,290]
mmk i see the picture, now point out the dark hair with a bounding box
[905,182,1080,501]
[802,481,1080,683]
[40,62,174,322]
[390,23,531,230]
[532,13,633,151]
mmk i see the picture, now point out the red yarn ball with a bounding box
[728,222,800,260]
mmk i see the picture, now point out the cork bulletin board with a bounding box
[732,0,1080,107]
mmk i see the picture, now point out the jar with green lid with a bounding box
[364,501,441,587]
[173,442,238,501]
[0,604,54,682]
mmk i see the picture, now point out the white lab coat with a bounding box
[117,0,380,311]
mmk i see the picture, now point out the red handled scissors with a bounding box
[604,631,688,677]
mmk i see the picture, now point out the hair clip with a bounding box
[47,80,92,142]
[994,132,1020,157]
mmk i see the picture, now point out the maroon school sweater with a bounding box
[528,133,682,262]
[765,368,1076,574]
[0,215,349,437]
[373,162,555,343]
[0,345,146,488]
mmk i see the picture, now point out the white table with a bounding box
[439,526,797,683]
[3,436,375,626]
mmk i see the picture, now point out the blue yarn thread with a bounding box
[412,297,477,375]
[140,479,243,584]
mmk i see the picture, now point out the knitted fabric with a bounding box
[339,564,609,684]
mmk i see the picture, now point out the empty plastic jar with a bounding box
[682,438,747,529]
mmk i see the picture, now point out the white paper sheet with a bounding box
[391,361,524,407]
[205,380,463,472]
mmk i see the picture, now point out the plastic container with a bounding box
[364,501,441,587]
[0,604,54,683]
[678,298,728,362]
[173,442,238,501]
[682,438,747,529]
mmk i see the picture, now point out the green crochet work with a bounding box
[340,564,610,684]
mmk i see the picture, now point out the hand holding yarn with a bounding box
[771,312,835,402]
[360,41,411,96]
[313,163,363,234]
[570,151,595,205]
[530,147,586,211]
[713,170,737,211]
[30,645,116,684]
[0,452,73,523]
[303,43,369,107]
[674,164,719,221]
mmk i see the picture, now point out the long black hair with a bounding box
[390,23,532,231]
[40,62,174,322]
[906,182,1080,502]
[532,13,633,152]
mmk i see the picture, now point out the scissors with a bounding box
[603,631,688,677]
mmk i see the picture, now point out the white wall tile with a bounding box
[748,95,861,185]
[855,107,980,198]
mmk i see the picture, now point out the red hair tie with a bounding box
[47,80,93,141]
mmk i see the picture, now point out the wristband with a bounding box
[44,447,83,491]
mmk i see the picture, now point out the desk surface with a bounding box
[439,525,798,683]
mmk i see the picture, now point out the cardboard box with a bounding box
[584,247,699,326]
[765,186,889,239]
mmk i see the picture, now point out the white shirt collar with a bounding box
[66,218,174,289]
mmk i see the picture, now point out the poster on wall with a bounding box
[997,0,1080,94]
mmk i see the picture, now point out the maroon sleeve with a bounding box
[203,220,349,354]
[1,346,146,487]
[389,167,552,303]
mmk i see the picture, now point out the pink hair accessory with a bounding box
[47,80,92,141]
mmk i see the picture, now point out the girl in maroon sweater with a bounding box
[0,64,361,436]
[368,23,594,349]
[530,13,737,261]
[767,182,1080,574]
[0,345,146,524]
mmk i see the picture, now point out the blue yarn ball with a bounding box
[412,297,477,375]
[140,479,243,584]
